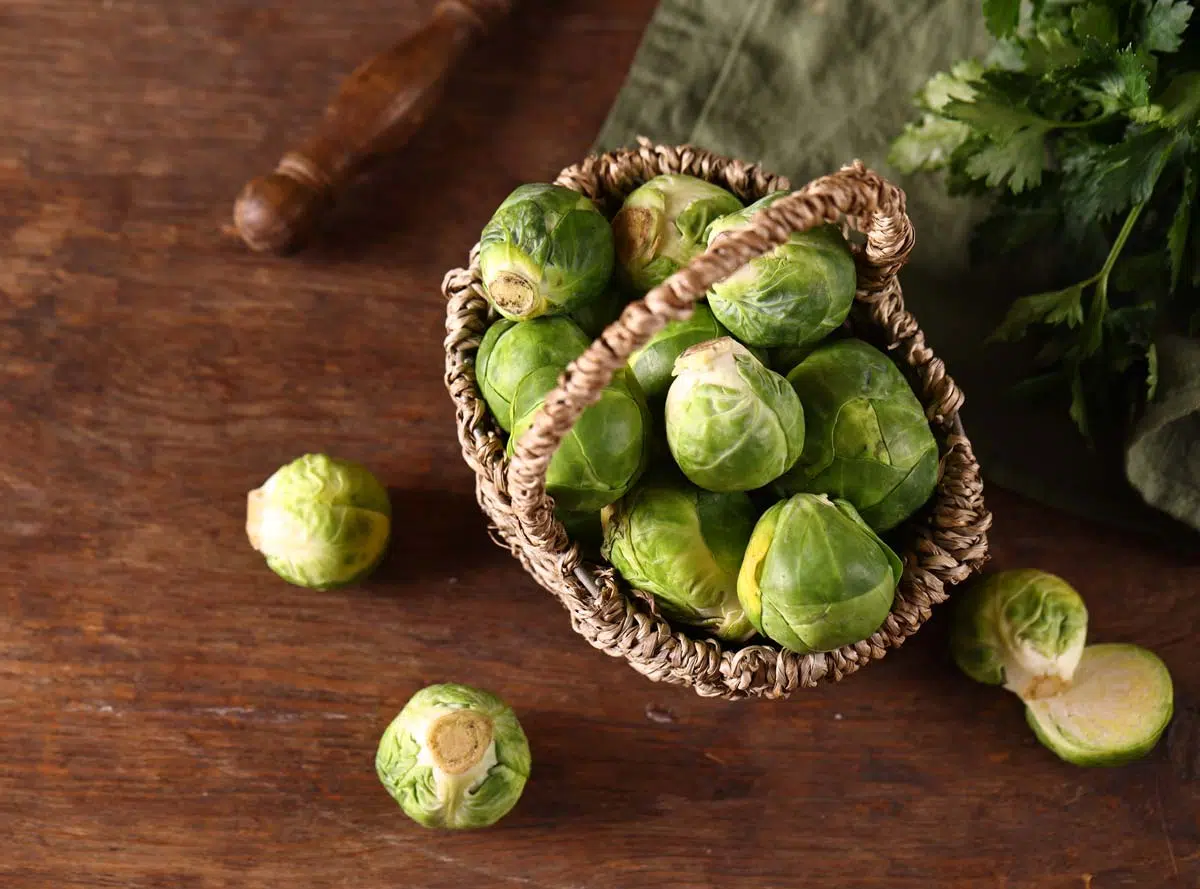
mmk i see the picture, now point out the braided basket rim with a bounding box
[442,139,992,700]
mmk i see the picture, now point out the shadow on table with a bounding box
[506,709,767,829]
[365,486,504,591]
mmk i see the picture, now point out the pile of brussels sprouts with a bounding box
[474,174,940,654]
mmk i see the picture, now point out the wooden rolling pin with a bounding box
[233,0,513,254]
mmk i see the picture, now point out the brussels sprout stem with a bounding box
[245,488,268,552]
[488,272,539,319]
[427,710,494,775]
[1004,662,1072,702]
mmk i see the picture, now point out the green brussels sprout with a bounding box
[569,286,628,338]
[612,174,743,292]
[705,192,857,348]
[245,453,391,590]
[1025,643,1174,767]
[665,337,805,492]
[778,338,938,531]
[628,304,732,400]
[508,366,650,513]
[601,476,758,642]
[950,569,1089,700]
[737,493,900,653]
[476,316,590,431]
[479,183,614,321]
[375,683,531,829]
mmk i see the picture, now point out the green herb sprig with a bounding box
[891,0,1200,443]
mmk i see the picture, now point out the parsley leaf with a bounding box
[1071,3,1120,46]
[964,127,1048,192]
[1167,164,1196,291]
[888,115,971,173]
[1141,0,1193,53]
[984,0,1023,38]
[1060,129,1176,237]
[989,283,1087,342]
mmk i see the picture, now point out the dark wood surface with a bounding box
[2,2,1197,887]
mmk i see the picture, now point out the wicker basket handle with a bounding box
[506,162,914,545]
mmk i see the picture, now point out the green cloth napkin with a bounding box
[594,0,1199,539]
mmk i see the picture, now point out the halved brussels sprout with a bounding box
[665,337,804,492]
[476,316,590,431]
[375,683,531,829]
[245,453,391,590]
[508,366,650,513]
[612,174,743,292]
[628,303,731,400]
[601,476,758,641]
[705,191,857,348]
[1025,644,1174,767]
[479,183,614,321]
[778,338,938,531]
[737,493,900,653]
[950,569,1089,700]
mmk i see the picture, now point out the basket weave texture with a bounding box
[442,140,992,700]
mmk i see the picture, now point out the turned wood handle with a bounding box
[233,0,513,254]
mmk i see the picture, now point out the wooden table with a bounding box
[2,2,1197,886]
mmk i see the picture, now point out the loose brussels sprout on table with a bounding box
[628,303,731,401]
[508,366,651,513]
[706,192,857,348]
[1024,644,1174,767]
[601,475,758,642]
[376,683,531,829]
[778,338,939,531]
[479,183,614,321]
[476,316,591,432]
[738,493,901,653]
[612,174,744,292]
[950,569,1089,700]
[665,337,804,493]
[245,453,391,590]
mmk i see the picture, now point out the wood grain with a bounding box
[0,2,1196,888]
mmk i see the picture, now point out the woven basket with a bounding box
[442,140,992,700]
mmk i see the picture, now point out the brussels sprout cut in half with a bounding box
[376,684,532,829]
[738,493,900,653]
[508,366,650,513]
[706,192,857,348]
[778,338,938,531]
[950,570,1089,700]
[479,184,614,321]
[628,303,731,401]
[601,476,758,642]
[1025,644,1174,767]
[612,174,744,292]
[665,337,804,493]
[476,316,591,431]
[245,454,391,590]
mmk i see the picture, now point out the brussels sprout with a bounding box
[601,476,758,642]
[476,316,590,431]
[737,493,900,653]
[778,338,938,531]
[612,174,743,292]
[479,184,614,321]
[508,366,650,513]
[569,286,628,338]
[950,569,1089,700]
[665,338,804,492]
[376,683,531,829]
[1025,644,1174,767]
[245,454,392,590]
[705,192,857,348]
[628,304,732,400]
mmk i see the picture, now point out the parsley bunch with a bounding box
[891,0,1200,444]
